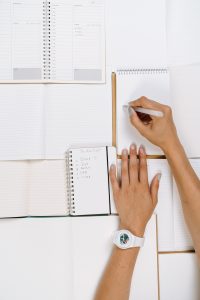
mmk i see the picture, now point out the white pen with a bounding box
[123,105,164,117]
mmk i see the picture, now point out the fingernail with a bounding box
[110,164,115,170]
[122,149,128,156]
[130,143,136,151]
[128,106,136,117]
[139,145,145,155]
[157,173,162,181]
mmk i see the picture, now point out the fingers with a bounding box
[129,143,138,184]
[129,96,167,112]
[150,173,161,206]
[109,164,119,198]
[138,145,148,185]
[129,106,151,136]
[121,149,129,187]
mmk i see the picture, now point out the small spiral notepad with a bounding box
[66,146,116,216]
[116,68,170,155]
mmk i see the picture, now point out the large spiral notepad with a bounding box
[0,0,105,82]
[116,68,170,155]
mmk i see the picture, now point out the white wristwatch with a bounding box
[113,230,145,249]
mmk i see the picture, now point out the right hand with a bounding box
[128,96,179,152]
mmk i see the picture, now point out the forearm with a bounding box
[94,246,139,300]
[164,138,200,255]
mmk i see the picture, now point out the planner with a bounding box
[116,68,170,155]
[0,146,116,218]
[0,215,158,300]
[0,0,105,83]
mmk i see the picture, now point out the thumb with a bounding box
[150,173,161,206]
[128,106,151,136]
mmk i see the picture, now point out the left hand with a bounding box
[110,144,161,237]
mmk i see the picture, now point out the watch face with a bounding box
[120,233,129,246]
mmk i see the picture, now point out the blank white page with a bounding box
[0,85,44,160]
[45,77,112,158]
[159,253,200,300]
[72,215,158,300]
[50,0,105,82]
[69,147,110,215]
[170,64,200,157]
[0,161,28,218]
[106,0,167,69]
[167,0,200,66]
[173,159,200,251]
[148,159,174,252]
[0,217,73,300]
[29,160,68,216]
[116,69,170,155]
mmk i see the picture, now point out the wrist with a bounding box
[119,222,145,238]
[162,137,183,157]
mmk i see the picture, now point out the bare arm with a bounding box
[95,144,160,300]
[129,96,200,259]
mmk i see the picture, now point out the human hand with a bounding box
[128,96,179,153]
[110,144,160,237]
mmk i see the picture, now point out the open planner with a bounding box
[0,0,105,83]
[116,68,170,155]
[0,146,116,218]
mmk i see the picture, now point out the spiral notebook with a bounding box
[0,146,116,218]
[116,68,170,155]
[0,0,105,83]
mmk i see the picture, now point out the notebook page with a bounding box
[147,159,174,252]
[170,64,200,157]
[50,0,105,82]
[173,159,200,250]
[69,147,110,215]
[45,77,112,158]
[116,69,170,155]
[0,0,43,81]
[0,85,45,160]
[0,217,73,300]
[0,1,12,80]
[0,161,28,218]
[159,253,200,300]
[72,215,158,300]
[29,160,68,216]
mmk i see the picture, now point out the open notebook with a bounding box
[116,68,170,155]
[0,81,112,160]
[0,215,158,300]
[0,146,116,218]
[0,0,105,83]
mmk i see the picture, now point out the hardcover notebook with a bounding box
[0,146,116,218]
[116,68,170,155]
[0,0,105,83]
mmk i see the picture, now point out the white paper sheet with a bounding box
[159,253,200,300]
[170,64,200,158]
[106,0,167,69]
[166,0,200,66]
[72,215,158,300]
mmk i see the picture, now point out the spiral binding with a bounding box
[117,68,168,75]
[42,1,51,79]
[66,150,75,215]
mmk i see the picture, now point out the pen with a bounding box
[123,105,164,117]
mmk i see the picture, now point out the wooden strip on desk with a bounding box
[159,250,195,254]
[112,72,117,147]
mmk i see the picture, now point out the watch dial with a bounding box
[120,233,129,245]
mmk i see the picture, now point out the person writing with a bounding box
[95,96,200,300]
